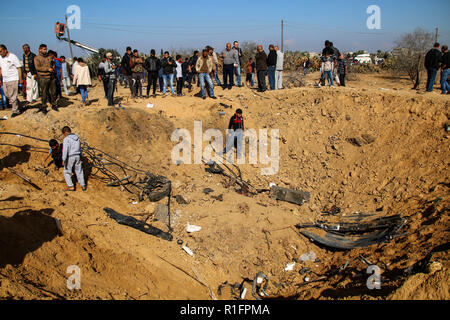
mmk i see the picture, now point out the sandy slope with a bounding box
[0,72,448,300]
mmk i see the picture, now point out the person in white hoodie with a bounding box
[274,46,284,90]
[62,126,86,191]
[73,58,92,105]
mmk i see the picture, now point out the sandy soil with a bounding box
[0,71,448,300]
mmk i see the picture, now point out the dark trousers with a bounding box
[126,75,133,93]
[132,73,143,97]
[339,74,346,87]
[223,64,234,89]
[257,70,267,92]
[187,72,197,90]
[38,77,57,108]
[426,68,438,92]
[146,71,158,95]
[176,77,183,95]
[107,78,116,106]
[102,77,108,97]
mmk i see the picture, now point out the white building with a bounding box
[354,53,372,64]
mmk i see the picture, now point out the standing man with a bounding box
[274,45,284,90]
[48,51,62,99]
[103,52,117,106]
[441,45,450,95]
[98,55,108,98]
[222,43,239,90]
[425,43,442,93]
[145,49,160,98]
[121,46,133,95]
[61,126,86,192]
[233,41,243,87]
[22,44,38,103]
[337,54,348,87]
[161,51,176,96]
[195,49,217,100]
[129,49,144,98]
[267,44,277,90]
[187,50,199,92]
[0,44,23,117]
[60,56,71,96]
[71,57,79,93]
[255,45,268,93]
[207,46,222,87]
[34,44,58,114]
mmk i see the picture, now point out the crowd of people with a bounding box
[1,39,449,120]
[425,43,450,94]
[112,41,286,102]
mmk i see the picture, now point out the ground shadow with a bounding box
[0,145,31,171]
[0,196,24,202]
[57,97,74,108]
[0,208,58,268]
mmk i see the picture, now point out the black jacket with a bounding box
[144,56,161,72]
[255,51,268,71]
[442,52,450,69]
[267,50,277,67]
[228,114,244,131]
[161,57,176,75]
[425,48,443,69]
[121,53,132,76]
[188,55,199,73]
[23,52,37,75]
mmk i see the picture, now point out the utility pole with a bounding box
[281,19,284,52]
[434,28,439,44]
[65,15,74,61]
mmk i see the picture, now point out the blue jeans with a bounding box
[323,71,334,86]
[213,72,222,86]
[0,86,7,107]
[198,73,214,98]
[234,65,241,86]
[426,68,438,92]
[441,69,450,94]
[268,65,276,90]
[79,85,88,102]
[198,73,214,97]
[251,73,255,87]
[162,73,175,94]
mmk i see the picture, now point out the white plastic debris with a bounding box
[240,287,247,299]
[147,103,154,108]
[182,245,194,256]
[132,201,138,205]
[256,277,263,284]
[186,223,201,233]
[269,182,277,188]
[284,262,296,271]
[16,135,22,138]
[299,251,317,262]
[2,116,8,120]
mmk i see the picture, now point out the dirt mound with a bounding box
[0,72,449,300]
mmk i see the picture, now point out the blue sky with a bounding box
[0,0,449,58]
